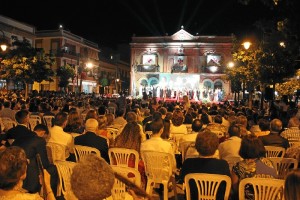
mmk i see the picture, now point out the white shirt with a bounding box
[48,125,74,155]
[218,136,242,160]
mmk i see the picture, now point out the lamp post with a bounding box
[0,30,9,52]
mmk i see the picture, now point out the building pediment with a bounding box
[171,28,194,41]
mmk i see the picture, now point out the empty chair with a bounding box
[268,157,298,179]
[141,150,178,200]
[108,147,140,170]
[54,160,78,200]
[264,146,286,158]
[43,115,55,129]
[110,166,142,200]
[184,173,232,200]
[239,177,284,200]
[46,142,68,163]
[74,145,101,162]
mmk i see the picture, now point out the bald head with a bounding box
[270,119,282,132]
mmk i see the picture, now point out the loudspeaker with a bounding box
[265,87,274,100]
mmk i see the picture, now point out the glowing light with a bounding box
[242,41,251,50]
[209,66,218,72]
[279,41,286,48]
[227,62,234,68]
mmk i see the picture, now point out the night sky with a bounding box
[1,0,274,48]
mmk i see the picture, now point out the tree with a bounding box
[0,36,55,98]
[225,36,261,108]
[56,64,76,92]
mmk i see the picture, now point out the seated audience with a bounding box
[75,118,110,163]
[71,154,114,200]
[179,130,230,200]
[0,146,55,200]
[218,124,242,170]
[48,112,75,160]
[259,118,290,149]
[63,110,84,134]
[231,134,277,199]
[284,169,300,200]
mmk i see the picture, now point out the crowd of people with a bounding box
[0,91,299,199]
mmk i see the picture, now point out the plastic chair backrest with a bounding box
[110,166,142,200]
[1,117,17,131]
[264,146,286,158]
[179,141,195,163]
[239,177,284,200]
[54,160,78,200]
[106,127,119,141]
[184,173,232,200]
[43,115,54,129]
[74,145,101,162]
[108,147,139,170]
[46,142,68,163]
[140,150,177,200]
[268,157,298,179]
[140,150,173,183]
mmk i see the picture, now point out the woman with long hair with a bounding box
[64,110,84,134]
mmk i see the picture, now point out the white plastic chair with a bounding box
[141,150,178,200]
[264,146,286,158]
[288,141,300,148]
[268,157,298,179]
[46,142,68,163]
[74,145,101,162]
[110,166,142,200]
[106,127,119,141]
[54,160,78,200]
[1,117,17,132]
[179,141,195,163]
[184,173,232,200]
[43,115,55,129]
[29,114,42,130]
[239,177,284,200]
[108,147,140,170]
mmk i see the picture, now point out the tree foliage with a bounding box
[56,64,76,89]
[0,36,55,84]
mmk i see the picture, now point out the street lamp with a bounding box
[0,30,9,52]
[78,62,93,94]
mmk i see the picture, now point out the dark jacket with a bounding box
[259,132,290,149]
[10,126,58,193]
[74,131,110,163]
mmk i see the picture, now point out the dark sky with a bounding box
[1,0,273,48]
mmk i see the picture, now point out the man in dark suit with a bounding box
[259,118,290,149]
[6,109,58,194]
[74,118,110,163]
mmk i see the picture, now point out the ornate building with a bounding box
[130,27,233,102]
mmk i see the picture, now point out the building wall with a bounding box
[130,28,233,101]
